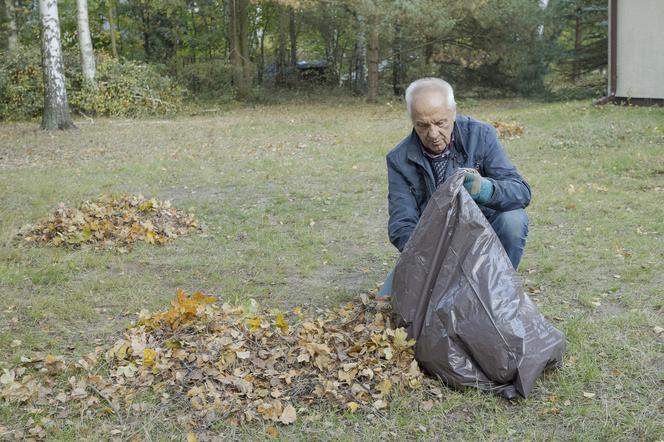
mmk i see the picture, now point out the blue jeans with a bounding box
[378,209,528,297]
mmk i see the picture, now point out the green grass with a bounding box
[1,99,663,440]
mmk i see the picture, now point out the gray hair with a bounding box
[405,78,456,118]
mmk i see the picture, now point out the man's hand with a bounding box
[461,168,494,204]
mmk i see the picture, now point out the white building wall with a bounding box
[615,0,664,99]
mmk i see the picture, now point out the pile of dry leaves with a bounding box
[0,290,424,437]
[18,195,198,250]
[492,121,524,139]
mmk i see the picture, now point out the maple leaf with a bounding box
[392,328,416,351]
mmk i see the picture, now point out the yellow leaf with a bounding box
[143,348,157,367]
[275,312,289,333]
[247,317,261,331]
[377,378,392,397]
[392,328,415,350]
[186,432,198,442]
[266,427,278,438]
[346,401,359,413]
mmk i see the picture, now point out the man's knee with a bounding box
[489,209,528,268]
[491,209,529,241]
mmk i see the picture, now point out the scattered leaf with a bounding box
[143,348,157,367]
[275,312,289,333]
[491,121,524,139]
[346,401,359,413]
[373,400,387,410]
[279,404,297,425]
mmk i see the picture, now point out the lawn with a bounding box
[0,98,663,441]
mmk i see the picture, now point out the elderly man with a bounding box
[379,78,531,298]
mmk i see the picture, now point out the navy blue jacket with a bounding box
[387,115,531,251]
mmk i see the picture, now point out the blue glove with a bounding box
[461,168,494,204]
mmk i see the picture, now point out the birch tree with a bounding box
[77,0,96,86]
[39,0,76,130]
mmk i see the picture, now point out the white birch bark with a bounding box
[5,0,18,50]
[40,0,75,130]
[77,0,96,85]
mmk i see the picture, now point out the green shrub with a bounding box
[67,52,186,117]
[0,48,186,121]
[0,47,44,120]
[176,60,233,97]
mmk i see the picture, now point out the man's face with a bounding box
[410,90,456,154]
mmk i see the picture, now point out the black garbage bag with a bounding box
[391,170,565,399]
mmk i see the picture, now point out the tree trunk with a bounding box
[5,0,18,50]
[107,0,117,57]
[392,22,403,96]
[354,14,366,93]
[190,7,197,63]
[366,24,379,103]
[76,0,95,86]
[257,19,266,84]
[289,7,297,65]
[276,7,288,81]
[140,4,151,60]
[424,35,434,74]
[228,0,251,98]
[256,11,270,84]
[573,7,581,82]
[39,0,75,130]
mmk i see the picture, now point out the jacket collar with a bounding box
[452,117,469,162]
[406,129,429,168]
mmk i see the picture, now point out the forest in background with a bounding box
[0,0,608,121]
